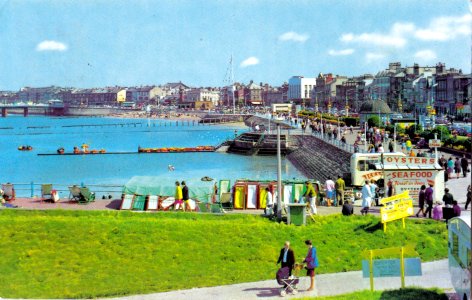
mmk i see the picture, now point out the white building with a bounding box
[185,88,220,106]
[288,76,316,104]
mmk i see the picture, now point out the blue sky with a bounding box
[0,0,470,90]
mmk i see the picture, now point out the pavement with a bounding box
[110,259,455,300]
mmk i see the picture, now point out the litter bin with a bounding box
[287,203,307,226]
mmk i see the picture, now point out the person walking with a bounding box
[465,185,471,210]
[461,155,469,178]
[386,179,395,197]
[303,181,317,215]
[442,188,454,206]
[181,181,190,212]
[447,157,454,179]
[388,140,394,153]
[325,177,336,206]
[303,240,319,292]
[335,175,345,206]
[361,180,372,215]
[415,185,426,217]
[370,179,378,206]
[438,155,447,169]
[172,181,183,211]
[454,157,461,179]
[277,241,295,276]
[424,183,434,218]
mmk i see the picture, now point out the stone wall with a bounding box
[287,135,351,182]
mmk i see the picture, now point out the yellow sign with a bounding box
[380,191,414,232]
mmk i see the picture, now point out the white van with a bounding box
[448,216,471,300]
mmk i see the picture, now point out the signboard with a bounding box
[362,258,422,277]
[384,156,436,165]
[361,245,421,291]
[429,139,441,148]
[384,169,442,204]
[379,191,414,232]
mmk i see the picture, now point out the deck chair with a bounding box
[146,195,159,211]
[68,185,82,202]
[41,184,53,202]
[132,195,146,211]
[218,180,231,198]
[211,192,232,213]
[120,194,135,210]
[197,201,210,213]
[78,187,95,204]
[1,183,15,201]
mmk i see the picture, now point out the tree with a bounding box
[367,116,380,128]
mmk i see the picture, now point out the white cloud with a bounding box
[240,56,259,68]
[36,40,67,51]
[414,49,437,61]
[365,52,385,63]
[328,48,355,56]
[340,22,414,48]
[414,14,472,41]
[278,31,309,43]
[341,14,471,49]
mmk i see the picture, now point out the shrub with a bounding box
[367,116,380,128]
[342,117,359,127]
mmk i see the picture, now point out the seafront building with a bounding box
[1,61,470,118]
[288,76,316,107]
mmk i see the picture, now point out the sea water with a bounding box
[1,116,305,197]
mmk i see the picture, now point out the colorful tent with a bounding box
[123,176,215,203]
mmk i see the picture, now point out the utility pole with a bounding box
[276,124,283,219]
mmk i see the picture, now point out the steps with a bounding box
[287,135,351,182]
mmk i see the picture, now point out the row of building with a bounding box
[287,62,470,117]
[0,61,470,116]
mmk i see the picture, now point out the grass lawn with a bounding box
[297,287,448,300]
[0,210,448,298]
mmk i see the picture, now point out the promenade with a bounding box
[113,259,455,300]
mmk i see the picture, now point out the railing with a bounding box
[8,182,123,198]
[310,131,362,153]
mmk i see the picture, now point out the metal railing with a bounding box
[7,182,123,198]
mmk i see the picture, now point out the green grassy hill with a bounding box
[0,210,448,298]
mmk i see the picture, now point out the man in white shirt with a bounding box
[361,180,373,215]
[265,187,273,216]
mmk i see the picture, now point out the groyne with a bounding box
[287,135,351,182]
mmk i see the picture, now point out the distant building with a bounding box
[126,86,163,106]
[64,87,126,106]
[336,75,373,113]
[18,86,70,104]
[313,73,347,112]
[435,71,470,116]
[244,81,263,106]
[185,88,220,109]
[288,76,316,107]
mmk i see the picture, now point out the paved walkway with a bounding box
[111,260,455,300]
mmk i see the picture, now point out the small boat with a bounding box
[18,145,33,151]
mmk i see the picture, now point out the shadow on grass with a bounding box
[379,287,448,300]
[243,287,283,298]
[354,220,382,233]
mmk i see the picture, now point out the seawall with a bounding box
[287,135,351,182]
